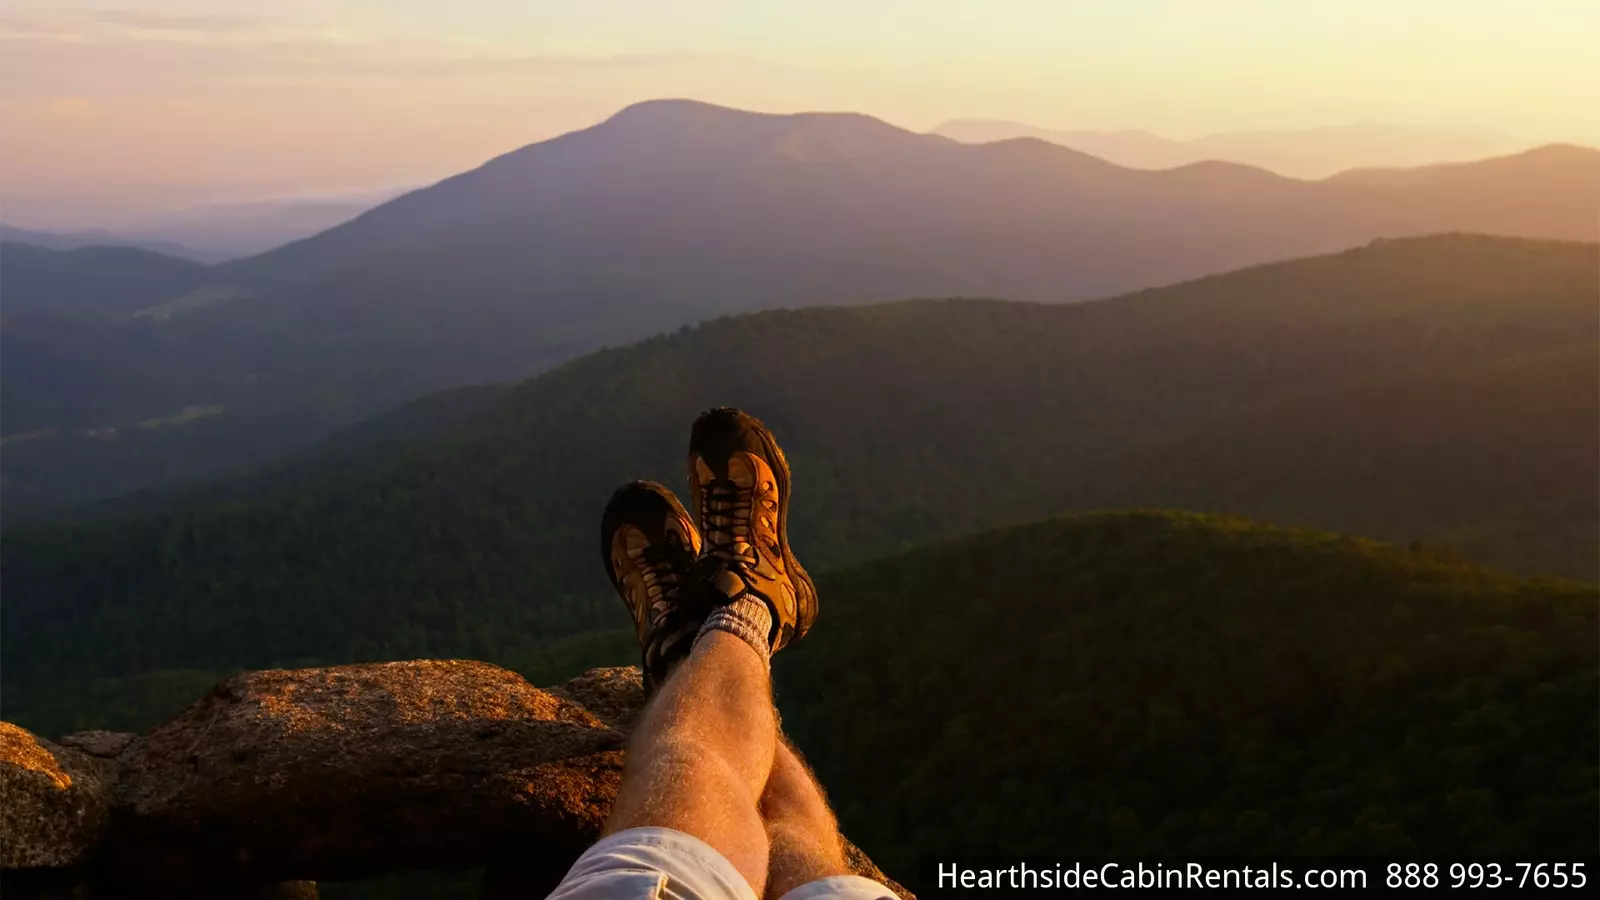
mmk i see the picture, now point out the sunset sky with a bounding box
[3,0,1597,227]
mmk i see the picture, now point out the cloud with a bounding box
[0,4,359,46]
[0,8,83,39]
[89,9,270,35]
[285,51,731,78]
[0,6,270,42]
[46,96,98,118]
[0,5,735,81]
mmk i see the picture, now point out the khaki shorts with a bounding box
[548,827,897,900]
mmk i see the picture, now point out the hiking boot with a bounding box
[687,407,817,653]
[600,481,707,692]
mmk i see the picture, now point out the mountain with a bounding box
[1329,143,1599,186]
[4,235,1594,700]
[6,100,1598,516]
[35,383,514,526]
[1191,123,1533,179]
[0,243,230,448]
[777,512,1598,885]
[1117,344,1599,578]
[0,242,330,515]
[934,120,1533,178]
[933,121,1207,169]
[227,103,1592,316]
[100,191,406,262]
[0,242,210,316]
[0,226,211,262]
[3,190,404,264]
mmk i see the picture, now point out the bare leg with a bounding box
[606,632,777,893]
[760,738,851,899]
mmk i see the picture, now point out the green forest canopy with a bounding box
[777,512,1598,885]
[8,511,1593,895]
[4,235,1594,706]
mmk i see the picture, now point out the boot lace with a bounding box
[634,545,686,626]
[701,478,757,567]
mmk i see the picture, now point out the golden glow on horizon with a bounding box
[2,0,1596,225]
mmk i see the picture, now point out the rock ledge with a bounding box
[2,662,909,899]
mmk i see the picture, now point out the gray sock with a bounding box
[695,595,773,665]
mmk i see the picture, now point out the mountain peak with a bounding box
[1512,142,1600,163]
[602,98,907,134]
[587,98,928,162]
[604,97,763,125]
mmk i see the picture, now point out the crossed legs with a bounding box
[596,410,862,899]
[760,737,852,899]
[605,633,850,898]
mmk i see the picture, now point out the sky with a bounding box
[2,0,1597,227]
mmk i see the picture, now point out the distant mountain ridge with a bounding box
[934,119,1537,178]
[3,190,405,264]
[221,101,1599,335]
[5,99,1599,514]
[0,226,213,263]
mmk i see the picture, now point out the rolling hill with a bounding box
[97,191,405,262]
[776,512,1598,886]
[0,226,212,262]
[5,99,1599,515]
[0,242,211,316]
[0,243,253,453]
[933,120,1533,177]
[11,512,1590,890]
[4,235,1594,704]
[1111,345,1599,578]
[2,189,404,263]
[33,384,515,526]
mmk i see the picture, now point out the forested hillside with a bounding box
[1110,344,1599,577]
[6,99,1598,514]
[4,235,1594,708]
[778,513,1598,888]
[11,512,1593,899]
[0,243,221,435]
[13,384,513,527]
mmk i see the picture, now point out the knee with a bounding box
[763,818,850,897]
[759,772,831,826]
[765,818,844,865]
[760,749,835,828]
[631,734,759,803]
